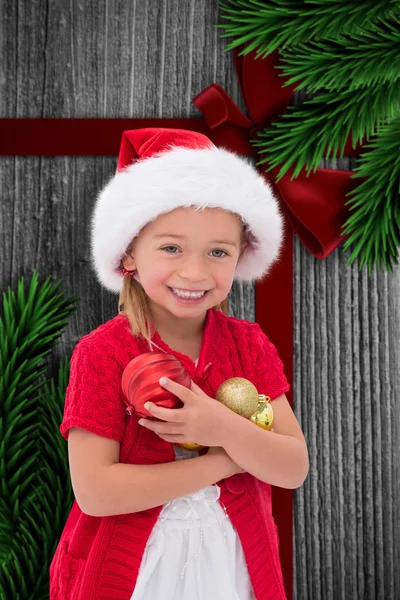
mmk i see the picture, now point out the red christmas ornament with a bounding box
[121,352,191,419]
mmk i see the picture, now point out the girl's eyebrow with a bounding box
[153,233,237,247]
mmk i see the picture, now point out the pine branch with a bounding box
[342,118,400,273]
[0,362,74,599]
[0,272,77,598]
[36,360,74,598]
[253,78,400,180]
[279,13,400,91]
[218,0,398,57]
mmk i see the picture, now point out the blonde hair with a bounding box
[118,217,253,344]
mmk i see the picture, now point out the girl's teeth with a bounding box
[172,288,205,298]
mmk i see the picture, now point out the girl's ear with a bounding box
[239,242,249,258]
[122,252,136,271]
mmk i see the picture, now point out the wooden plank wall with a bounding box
[294,239,400,599]
[0,1,399,599]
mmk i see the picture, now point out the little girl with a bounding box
[50,128,309,600]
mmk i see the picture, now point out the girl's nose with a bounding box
[178,258,208,282]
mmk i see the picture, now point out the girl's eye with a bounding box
[161,246,228,258]
[210,249,227,258]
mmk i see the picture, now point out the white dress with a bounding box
[130,363,256,600]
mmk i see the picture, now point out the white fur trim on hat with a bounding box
[91,146,284,293]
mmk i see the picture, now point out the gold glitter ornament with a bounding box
[215,377,260,418]
[250,395,274,430]
[178,442,204,451]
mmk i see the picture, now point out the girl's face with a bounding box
[123,207,244,321]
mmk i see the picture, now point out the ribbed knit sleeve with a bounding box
[60,337,127,443]
[251,323,290,400]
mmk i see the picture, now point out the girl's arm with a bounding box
[219,394,309,489]
[139,382,309,490]
[68,428,239,517]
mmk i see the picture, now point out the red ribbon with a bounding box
[193,50,362,259]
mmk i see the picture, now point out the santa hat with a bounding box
[91,128,284,293]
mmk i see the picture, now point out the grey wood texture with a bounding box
[293,235,400,600]
[0,1,399,599]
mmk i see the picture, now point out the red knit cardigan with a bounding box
[50,308,290,599]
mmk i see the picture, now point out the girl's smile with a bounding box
[168,286,212,304]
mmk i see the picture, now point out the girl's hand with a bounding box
[207,446,245,476]
[138,377,234,448]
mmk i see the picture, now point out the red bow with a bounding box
[193,50,361,259]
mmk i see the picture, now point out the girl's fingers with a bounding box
[139,417,184,435]
[157,434,187,443]
[189,380,207,396]
[143,401,185,422]
[159,377,196,403]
